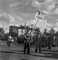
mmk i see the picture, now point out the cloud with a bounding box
[0,13,23,32]
[27,19,53,32]
[37,0,45,2]
[32,0,42,9]
[17,16,22,21]
[47,4,55,11]
[55,21,58,27]
[45,0,54,3]
[52,20,58,32]
[9,16,23,26]
[9,0,31,8]
[54,27,58,32]
[9,2,22,7]
[20,13,31,17]
[0,13,10,23]
[32,0,56,14]
[53,8,58,14]
[8,14,23,26]
[36,19,53,32]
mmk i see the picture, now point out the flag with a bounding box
[35,10,46,20]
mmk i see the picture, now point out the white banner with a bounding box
[35,10,46,20]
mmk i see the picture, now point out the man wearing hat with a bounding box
[24,33,30,54]
[24,26,31,54]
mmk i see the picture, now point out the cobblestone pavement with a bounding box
[0,40,58,60]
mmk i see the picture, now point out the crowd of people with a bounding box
[6,29,57,55]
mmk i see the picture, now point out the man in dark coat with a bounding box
[24,34,30,54]
[35,35,41,53]
[48,36,51,49]
[24,38,27,54]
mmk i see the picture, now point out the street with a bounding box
[0,40,58,60]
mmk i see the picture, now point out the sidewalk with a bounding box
[0,40,58,60]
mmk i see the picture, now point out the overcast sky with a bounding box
[0,0,58,32]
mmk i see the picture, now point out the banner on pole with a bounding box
[35,10,46,20]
